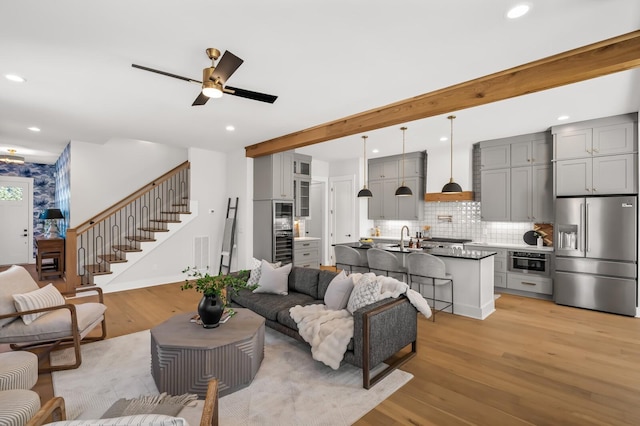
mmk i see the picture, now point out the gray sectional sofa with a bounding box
[231,266,418,388]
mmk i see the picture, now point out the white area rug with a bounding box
[52,327,412,425]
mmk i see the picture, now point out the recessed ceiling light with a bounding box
[506,4,530,19]
[372,149,379,154]
[5,74,26,83]
[28,127,41,132]
[557,115,570,121]
[440,137,448,142]
[225,125,235,131]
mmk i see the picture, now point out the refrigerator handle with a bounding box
[585,202,589,253]
[579,202,584,253]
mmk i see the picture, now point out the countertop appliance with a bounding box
[554,195,637,316]
[253,200,294,264]
[508,251,550,276]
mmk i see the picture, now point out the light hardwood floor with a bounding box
[6,265,640,425]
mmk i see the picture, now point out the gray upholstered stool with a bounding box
[0,389,41,425]
[0,351,39,390]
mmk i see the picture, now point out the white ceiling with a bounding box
[1,0,639,165]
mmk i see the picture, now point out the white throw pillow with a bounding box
[324,270,354,311]
[347,273,381,314]
[13,283,66,325]
[246,258,281,287]
[253,261,292,295]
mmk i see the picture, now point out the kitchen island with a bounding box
[336,242,497,320]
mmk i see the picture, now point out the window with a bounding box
[0,186,23,201]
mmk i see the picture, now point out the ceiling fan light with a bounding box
[202,81,223,98]
[0,149,25,164]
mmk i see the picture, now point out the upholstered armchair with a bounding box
[0,265,107,372]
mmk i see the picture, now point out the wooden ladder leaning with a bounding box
[219,197,239,275]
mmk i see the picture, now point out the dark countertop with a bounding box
[337,242,497,261]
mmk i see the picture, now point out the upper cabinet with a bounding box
[478,132,553,222]
[553,113,638,196]
[293,153,312,217]
[253,150,295,200]
[367,151,426,220]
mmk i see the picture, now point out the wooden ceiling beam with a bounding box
[245,30,640,158]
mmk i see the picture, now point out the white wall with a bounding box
[69,138,188,226]
[225,149,254,271]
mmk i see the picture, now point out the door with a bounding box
[0,177,33,265]
[480,168,510,221]
[585,196,636,262]
[555,158,592,196]
[330,176,356,264]
[307,182,326,264]
[510,166,531,221]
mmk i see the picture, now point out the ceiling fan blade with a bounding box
[211,51,244,85]
[192,92,210,106]
[225,86,278,104]
[132,64,201,84]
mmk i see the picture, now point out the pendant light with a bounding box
[395,126,413,197]
[357,135,373,198]
[442,115,463,193]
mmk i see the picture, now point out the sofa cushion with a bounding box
[288,267,320,299]
[0,265,40,328]
[232,289,314,321]
[317,270,339,300]
[246,258,281,287]
[347,273,381,314]
[0,303,106,344]
[276,301,323,330]
[253,261,292,295]
[13,283,66,325]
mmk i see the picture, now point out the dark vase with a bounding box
[197,294,224,328]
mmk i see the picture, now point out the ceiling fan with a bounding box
[132,48,278,106]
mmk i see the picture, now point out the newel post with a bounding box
[65,228,80,292]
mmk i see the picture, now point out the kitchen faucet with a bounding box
[400,225,410,250]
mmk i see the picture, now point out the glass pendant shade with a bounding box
[396,126,413,197]
[357,135,373,198]
[442,115,462,193]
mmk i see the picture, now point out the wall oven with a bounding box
[508,251,550,276]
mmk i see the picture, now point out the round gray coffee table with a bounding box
[150,308,265,397]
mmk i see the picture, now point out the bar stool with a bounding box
[334,245,369,273]
[366,247,407,282]
[407,252,453,321]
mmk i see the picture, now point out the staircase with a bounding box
[65,161,191,288]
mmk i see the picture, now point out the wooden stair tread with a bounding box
[150,219,182,223]
[160,211,191,215]
[138,227,169,232]
[171,203,188,207]
[113,245,143,252]
[126,236,156,242]
[97,254,127,263]
[85,265,112,275]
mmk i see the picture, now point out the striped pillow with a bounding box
[47,414,189,426]
[12,283,66,325]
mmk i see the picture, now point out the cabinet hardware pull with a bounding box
[593,148,599,153]
[522,282,537,286]
[593,188,597,192]
[586,188,590,192]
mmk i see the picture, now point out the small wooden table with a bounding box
[35,236,65,280]
[150,309,265,398]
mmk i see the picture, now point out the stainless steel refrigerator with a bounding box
[253,200,294,264]
[554,195,638,316]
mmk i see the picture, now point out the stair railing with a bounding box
[65,161,190,290]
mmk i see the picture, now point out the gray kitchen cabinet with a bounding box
[511,138,552,167]
[367,151,425,220]
[510,167,531,221]
[480,144,510,170]
[294,177,311,217]
[511,164,553,222]
[553,113,637,160]
[480,168,510,221]
[294,239,320,269]
[253,150,294,200]
[294,153,312,178]
[556,154,637,196]
[506,273,553,295]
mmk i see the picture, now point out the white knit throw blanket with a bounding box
[290,274,432,370]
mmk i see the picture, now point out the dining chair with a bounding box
[406,252,453,321]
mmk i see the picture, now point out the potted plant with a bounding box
[181,267,251,328]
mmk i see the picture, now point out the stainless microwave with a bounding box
[507,251,550,276]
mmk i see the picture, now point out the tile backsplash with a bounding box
[371,201,537,244]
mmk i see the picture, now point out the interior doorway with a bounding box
[0,176,34,265]
[306,181,326,264]
[329,175,356,266]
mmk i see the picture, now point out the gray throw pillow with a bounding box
[253,261,293,295]
[323,270,354,311]
[247,258,280,287]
